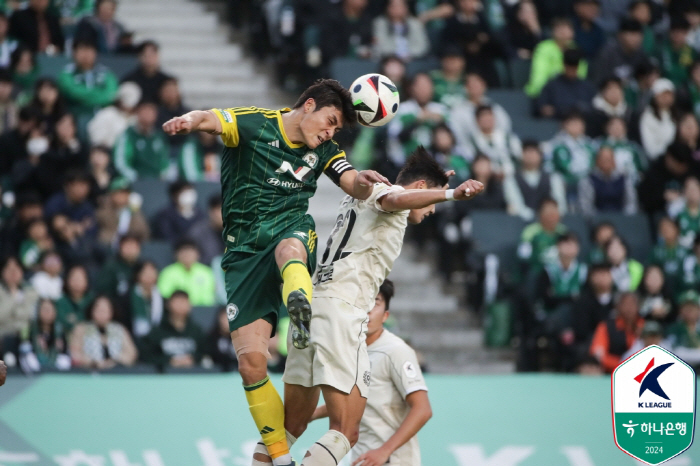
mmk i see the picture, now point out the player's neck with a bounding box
[280,109,306,145]
[366,328,384,346]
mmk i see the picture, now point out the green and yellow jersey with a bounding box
[211,106,353,259]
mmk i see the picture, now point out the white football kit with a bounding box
[283,183,409,397]
[351,329,427,466]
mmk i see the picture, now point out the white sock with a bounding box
[252,431,298,466]
[301,430,351,466]
[272,454,292,466]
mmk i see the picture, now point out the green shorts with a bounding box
[222,220,318,335]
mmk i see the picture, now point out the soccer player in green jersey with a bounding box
[162,79,389,466]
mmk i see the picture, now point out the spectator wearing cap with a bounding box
[320,0,374,64]
[592,19,647,86]
[122,41,173,104]
[373,0,429,61]
[95,234,141,307]
[548,111,597,189]
[73,0,125,54]
[96,177,149,250]
[429,46,466,109]
[505,0,542,60]
[113,100,170,182]
[87,81,141,149]
[0,12,17,67]
[441,0,503,87]
[578,145,638,217]
[156,77,189,150]
[525,18,587,98]
[639,78,678,160]
[449,72,512,155]
[8,0,64,54]
[665,290,700,365]
[621,319,667,360]
[537,48,596,119]
[639,142,696,216]
[154,180,206,246]
[0,68,16,135]
[572,0,606,60]
[57,39,119,134]
[590,291,644,373]
[504,140,567,221]
[586,78,630,138]
[140,290,204,370]
[658,16,698,88]
[157,239,215,306]
[187,194,224,266]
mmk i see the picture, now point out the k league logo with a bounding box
[612,345,696,465]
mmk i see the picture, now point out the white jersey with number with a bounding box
[351,329,428,466]
[314,183,409,312]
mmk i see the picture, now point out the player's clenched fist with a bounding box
[0,360,7,386]
[162,115,194,135]
[454,179,484,200]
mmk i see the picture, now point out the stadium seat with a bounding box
[508,58,531,89]
[141,240,174,269]
[406,57,441,77]
[133,178,170,219]
[494,59,511,88]
[562,214,591,259]
[190,305,219,332]
[330,58,379,88]
[193,181,221,213]
[489,89,531,119]
[592,213,653,262]
[470,210,526,254]
[36,55,138,81]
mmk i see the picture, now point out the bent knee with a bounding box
[275,238,307,266]
[237,353,268,385]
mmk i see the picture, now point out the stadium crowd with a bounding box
[1,0,700,376]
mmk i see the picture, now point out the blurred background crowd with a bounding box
[1,0,700,377]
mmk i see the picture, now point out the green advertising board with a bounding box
[0,373,697,466]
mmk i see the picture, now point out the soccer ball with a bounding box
[350,74,400,127]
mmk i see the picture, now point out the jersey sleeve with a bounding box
[210,108,240,147]
[367,184,405,213]
[389,345,427,400]
[322,141,354,186]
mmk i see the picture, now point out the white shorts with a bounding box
[283,296,370,398]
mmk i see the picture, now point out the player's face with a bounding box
[367,293,389,336]
[408,182,447,224]
[300,100,343,149]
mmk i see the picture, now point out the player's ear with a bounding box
[304,98,316,113]
[417,180,427,190]
[382,311,390,324]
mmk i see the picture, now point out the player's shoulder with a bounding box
[374,330,417,359]
[317,139,345,159]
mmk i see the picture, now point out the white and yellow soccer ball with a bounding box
[350,73,400,127]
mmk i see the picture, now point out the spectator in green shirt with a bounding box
[658,16,698,88]
[518,197,568,274]
[649,217,688,286]
[157,239,215,306]
[57,39,118,137]
[679,236,700,293]
[675,177,700,249]
[95,234,142,310]
[666,290,700,367]
[140,289,204,370]
[55,264,94,332]
[429,45,466,109]
[524,18,587,98]
[114,100,171,182]
[548,111,596,188]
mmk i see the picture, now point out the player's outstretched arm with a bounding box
[378,179,484,212]
[339,170,392,200]
[352,390,432,466]
[162,110,222,136]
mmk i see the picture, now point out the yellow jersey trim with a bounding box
[210,108,239,147]
[276,108,305,149]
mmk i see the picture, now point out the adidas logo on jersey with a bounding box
[267,140,280,148]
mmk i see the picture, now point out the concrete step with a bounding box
[126,15,220,31]
[132,32,231,46]
[409,329,482,350]
[399,310,470,329]
[119,2,205,14]
[390,295,459,313]
[160,45,244,62]
[180,80,268,97]
[168,65,257,81]
[387,260,431,283]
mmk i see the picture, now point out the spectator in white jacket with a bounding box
[466,104,522,177]
[87,81,141,148]
[373,0,429,61]
[639,78,678,160]
[450,73,512,157]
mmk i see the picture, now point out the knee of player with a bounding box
[237,353,268,384]
[275,239,307,266]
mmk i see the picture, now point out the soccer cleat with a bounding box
[287,290,311,349]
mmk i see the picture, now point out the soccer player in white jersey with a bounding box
[252,147,484,466]
[311,279,432,466]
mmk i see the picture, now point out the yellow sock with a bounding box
[281,260,313,304]
[244,376,288,459]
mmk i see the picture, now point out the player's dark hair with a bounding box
[293,79,355,128]
[378,279,395,311]
[395,146,449,188]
